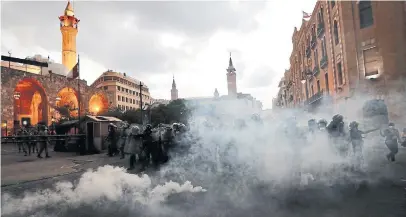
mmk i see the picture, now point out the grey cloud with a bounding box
[243,66,276,88]
[1,1,265,77]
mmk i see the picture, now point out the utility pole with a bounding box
[139,81,143,125]
[8,51,11,67]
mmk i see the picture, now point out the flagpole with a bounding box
[77,54,81,134]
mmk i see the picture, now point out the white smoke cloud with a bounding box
[2,91,405,216]
[2,166,206,216]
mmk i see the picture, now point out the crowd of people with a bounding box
[105,122,187,171]
[14,123,52,158]
[299,114,406,169]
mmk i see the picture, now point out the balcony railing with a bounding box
[311,36,317,49]
[313,65,320,76]
[320,55,328,69]
[305,91,324,105]
[317,22,325,38]
[306,47,311,58]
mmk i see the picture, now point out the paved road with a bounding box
[1,143,406,217]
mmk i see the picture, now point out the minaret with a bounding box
[226,53,237,97]
[171,75,179,101]
[59,0,80,71]
[214,88,219,98]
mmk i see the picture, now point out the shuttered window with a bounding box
[363,47,379,77]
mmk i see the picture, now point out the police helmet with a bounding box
[349,121,359,129]
[388,122,395,127]
[145,124,152,130]
[318,119,327,126]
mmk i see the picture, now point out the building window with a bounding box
[126,97,128,103]
[359,1,374,29]
[130,99,132,103]
[333,20,339,45]
[314,49,319,65]
[325,73,329,93]
[117,86,120,91]
[317,80,321,93]
[136,100,139,105]
[118,96,121,101]
[331,0,335,8]
[103,86,108,90]
[337,62,343,85]
[321,37,327,57]
[311,85,314,96]
[363,47,379,77]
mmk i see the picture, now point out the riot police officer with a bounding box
[37,125,51,158]
[140,124,154,170]
[308,119,318,133]
[380,123,401,161]
[318,119,328,131]
[327,114,348,157]
[106,123,118,157]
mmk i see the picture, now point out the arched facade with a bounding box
[1,67,114,130]
[88,92,109,115]
[13,78,48,126]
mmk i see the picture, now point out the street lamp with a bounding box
[14,92,21,100]
[2,121,7,136]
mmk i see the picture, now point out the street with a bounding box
[2,141,406,217]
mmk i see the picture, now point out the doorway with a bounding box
[87,122,94,153]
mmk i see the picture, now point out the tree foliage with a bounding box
[99,99,191,127]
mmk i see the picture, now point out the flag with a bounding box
[67,59,79,81]
[302,11,312,19]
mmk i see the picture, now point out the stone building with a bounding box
[1,67,114,131]
[90,70,151,111]
[0,0,114,131]
[276,0,406,118]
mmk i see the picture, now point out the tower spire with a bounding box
[59,0,80,71]
[171,75,178,101]
[227,52,236,73]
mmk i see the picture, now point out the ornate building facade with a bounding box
[91,70,151,111]
[1,0,113,132]
[274,1,406,119]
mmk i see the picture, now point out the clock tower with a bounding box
[59,0,80,71]
[226,53,237,97]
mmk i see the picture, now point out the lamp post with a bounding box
[13,92,21,132]
[2,121,7,136]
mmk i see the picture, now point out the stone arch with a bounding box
[56,87,79,117]
[14,77,48,126]
[88,92,109,115]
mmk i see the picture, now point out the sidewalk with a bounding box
[1,145,126,187]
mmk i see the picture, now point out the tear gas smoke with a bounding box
[2,92,405,217]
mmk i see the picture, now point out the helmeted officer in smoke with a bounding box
[318,119,328,131]
[327,114,348,157]
[308,119,318,133]
[18,126,29,156]
[106,123,118,157]
[126,125,143,171]
[140,124,154,170]
[348,121,378,169]
[37,125,51,158]
[380,122,401,162]
[118,121,130,159]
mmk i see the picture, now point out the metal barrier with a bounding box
[1,134,86,143]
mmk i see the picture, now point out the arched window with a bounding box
[333,20,339,45]
[359,0,374,28]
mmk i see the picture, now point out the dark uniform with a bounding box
[140,125,154,170]
[380,123,401,161]
[106,123,118,157]
[308,119,318,133]
[37,125,51,158]
[348,121,377,169]
[327,114,348,157]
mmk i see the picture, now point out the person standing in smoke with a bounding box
[401,128,406,147]
[118,122,130,159]
[106,123,118,157]
[348,121,378,170]
[380,123,401,162]
[327,114,348,157]
[37,125,51,158]
[308,119,318,133]
[318,119,328,131]
[140,124,154,170]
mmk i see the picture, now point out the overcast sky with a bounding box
[1,0,316,109]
